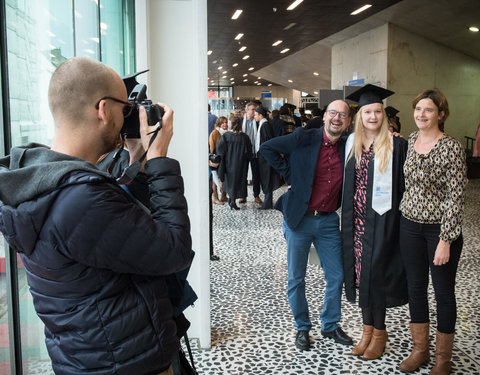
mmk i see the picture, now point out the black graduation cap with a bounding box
[122,69,149,94]
[346,84,394,108]
[255,106,268,118]
[385,106,400,118]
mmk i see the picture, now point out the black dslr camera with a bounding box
[121,70,164,138]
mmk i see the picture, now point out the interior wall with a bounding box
[233,85,295,106]
[136,0,211,348]
[331,23,389,90]
[387,24,480,142]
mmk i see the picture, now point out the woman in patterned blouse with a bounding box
[342,84,408,361]
[398,89,467,375]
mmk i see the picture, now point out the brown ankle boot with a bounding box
[212,185,224,205]
[362,328,387,360]
[429,331,454,375]
[399,323,430,372]
[220,191,228,202]
[351,325,373,356]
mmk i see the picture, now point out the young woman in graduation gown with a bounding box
[341,85,408,360]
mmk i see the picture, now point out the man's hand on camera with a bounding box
[139,103,173,159]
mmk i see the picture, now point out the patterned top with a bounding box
[399,131,467,243]
[353,145,374,287]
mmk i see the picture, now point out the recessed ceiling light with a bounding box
[350,4,372,15]
[248,67,254,71]
[222,75,227,78]
[469,26,479,32]
[254,81,258,84]
[313,72,319,76]
[232,63,238,67]
[217,66,223,70]
[287,0,304,10]
[284,23,296,30]
[231,9,243,19]
[235,33,244,40]
[314,91,318,95]
[242,55,250,60]
[257,83,262,86]
[280,48,290,54]
[243,73,248,77]
[272,40,283,46]
[222,71,227,75]
[207,50,212,55]
[243,79,248,82]
[230,77,234,80]
[268,83,272,87]
[239,46,247,52]
[288,79,293,83]
[212,60,217,64]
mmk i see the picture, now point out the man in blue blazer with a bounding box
[260,99,353,351]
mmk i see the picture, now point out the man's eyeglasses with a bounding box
[327,109,348,119]
[95,97,135,118]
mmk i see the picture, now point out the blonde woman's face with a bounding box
[361,103,384,134]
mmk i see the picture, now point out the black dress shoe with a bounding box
[295,330,311,351]
[321,327,353,346]
[210,254,220,261]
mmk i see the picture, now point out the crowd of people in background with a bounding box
[208,85,467,375]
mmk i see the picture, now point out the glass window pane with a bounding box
[74,0,100,59]
[0,237,12,374]
[100,0,125,74]
[6,0,74,148]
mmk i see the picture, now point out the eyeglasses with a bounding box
[95,96,135,118]
[327,109,348,119]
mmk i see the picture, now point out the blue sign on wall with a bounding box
[261,91,272,98]
[347,78,365,86]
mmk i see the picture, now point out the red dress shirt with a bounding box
[307,129,343,212]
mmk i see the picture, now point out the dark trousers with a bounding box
[400,216,462,334]
[250,157,261,198]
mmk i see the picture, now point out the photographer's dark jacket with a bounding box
[0,144,193,375]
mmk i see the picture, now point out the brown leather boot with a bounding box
[212,184,224,205]
[362,328,387,360]
[429,331,454,375]
[351,325,373,356]
[220,184,228,202]
[399,322,430,372]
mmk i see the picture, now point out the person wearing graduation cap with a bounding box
[0,57,193,375]
[253,106,282,209]
[260,98,354,351]
[385,106,402,133]
[342,84,408,360]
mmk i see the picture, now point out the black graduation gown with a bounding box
[216,131,252,199]
[257,121,282,193]
[341,136,408,308]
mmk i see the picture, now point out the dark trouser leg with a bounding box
[251,157,261,198]
[362,307,386,330]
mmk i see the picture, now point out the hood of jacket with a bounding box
[0,143,114,255]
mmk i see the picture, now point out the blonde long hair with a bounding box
[349,106,392,173]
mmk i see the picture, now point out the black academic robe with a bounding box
[341,136,408,308]
[217,131,252,199]
[257,121,282,193]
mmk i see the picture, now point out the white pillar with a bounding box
[136,0,210,348]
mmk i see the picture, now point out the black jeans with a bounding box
[400,216,463,334]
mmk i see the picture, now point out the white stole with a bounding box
[242,115,257,145]
[345,133,393,215]
[255,118,267,154]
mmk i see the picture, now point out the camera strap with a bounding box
[107,124,162,185]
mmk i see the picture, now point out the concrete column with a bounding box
[136,0,210,348]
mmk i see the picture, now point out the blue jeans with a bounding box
[282,213,343,332]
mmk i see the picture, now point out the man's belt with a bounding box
[305,210,331,216]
